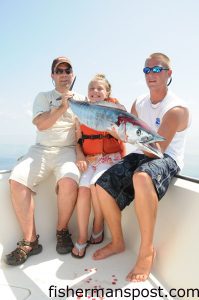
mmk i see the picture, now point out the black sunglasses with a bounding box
[143,66,169,74]
[55,67,73,75]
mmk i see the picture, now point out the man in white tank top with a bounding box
[94,53,190,282]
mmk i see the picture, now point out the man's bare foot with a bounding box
[92,242,125,260]
[126,249,156,282]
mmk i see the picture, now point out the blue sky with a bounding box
[0,0,198,176]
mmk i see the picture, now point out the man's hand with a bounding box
[59,91,74,111]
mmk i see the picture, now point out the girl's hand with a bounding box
[76,159,88,172]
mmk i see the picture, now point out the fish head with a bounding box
[138,128,165,144]
[118,122,165,144]
[127,125,156,144]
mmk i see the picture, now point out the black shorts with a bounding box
[96,153,179,210]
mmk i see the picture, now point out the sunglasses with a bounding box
[143,66,169,74]
[55,67,72,75]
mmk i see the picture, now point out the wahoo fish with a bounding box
[68,99,165,158]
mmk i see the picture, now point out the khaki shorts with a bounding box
[10,145,80,193]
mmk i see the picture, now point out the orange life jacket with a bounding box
[80,98,126,157]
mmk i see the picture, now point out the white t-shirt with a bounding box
[32,89,86,147]
[134,91,190,170]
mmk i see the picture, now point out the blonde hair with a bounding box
[88,73,112,97]
[146,52,172,69]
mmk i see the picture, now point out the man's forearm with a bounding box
[33,105,66,130]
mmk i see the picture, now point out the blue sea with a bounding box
[0,143,198,179]
[0,144,30,171]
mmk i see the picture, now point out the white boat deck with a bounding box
[0,240,172,300]
[1,170,199,299]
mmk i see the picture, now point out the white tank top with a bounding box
[135,91,190,170]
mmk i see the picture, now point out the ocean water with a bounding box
[0,143,198,179]
[0,144,30,171]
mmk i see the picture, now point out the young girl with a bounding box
[72,74,126,258]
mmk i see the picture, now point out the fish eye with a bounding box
[136,129,141,136]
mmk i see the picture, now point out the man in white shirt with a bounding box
[5,56,86,265]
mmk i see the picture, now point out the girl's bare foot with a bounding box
[92,242,125,260]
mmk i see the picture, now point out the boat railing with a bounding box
[175,173,199,184]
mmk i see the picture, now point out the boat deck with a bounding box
[1,171,199,299]
[0,240,171,300]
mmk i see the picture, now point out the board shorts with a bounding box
[10,144,80,193]
[96,153,180,210]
